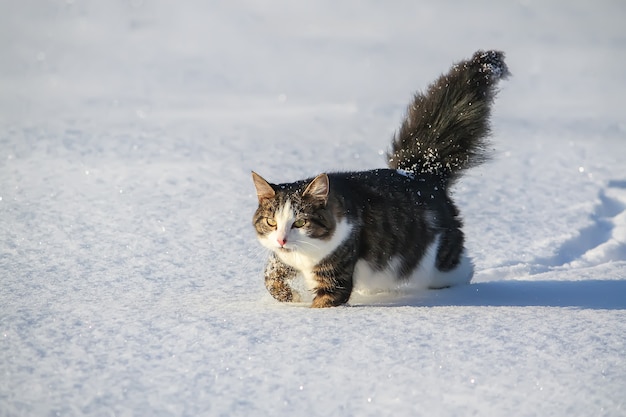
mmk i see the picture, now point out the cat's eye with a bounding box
[266,218,277,227]
[292,219,306,228]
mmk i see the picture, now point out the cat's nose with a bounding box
[277,237,287,247]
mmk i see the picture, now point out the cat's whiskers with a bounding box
[247,247,271,271]
[293,239,322,251]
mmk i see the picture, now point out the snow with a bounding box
[1,1,625,416]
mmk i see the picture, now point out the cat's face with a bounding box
[252,172,339,261]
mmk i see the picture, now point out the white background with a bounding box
[1,1,625,416]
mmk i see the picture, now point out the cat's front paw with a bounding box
[311,292,348,308]
[311,296,334,308]
[291,291,302,303]
[266,278,297,303]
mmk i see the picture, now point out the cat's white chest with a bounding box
[274,218,353,290]
[276,250,319,289]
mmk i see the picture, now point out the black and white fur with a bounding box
[252,50,509,307]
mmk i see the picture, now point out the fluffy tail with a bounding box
[387,50,510,184]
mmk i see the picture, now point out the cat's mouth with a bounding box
[277,246,294,253]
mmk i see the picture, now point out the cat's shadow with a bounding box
[350,279,626,310]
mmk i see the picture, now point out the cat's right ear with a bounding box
[252,171,276,203]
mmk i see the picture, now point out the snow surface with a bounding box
[1,1,626,416]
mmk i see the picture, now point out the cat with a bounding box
[252,50,509,307]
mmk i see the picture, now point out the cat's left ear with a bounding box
[303,173,329,205]
[252,171,276,203]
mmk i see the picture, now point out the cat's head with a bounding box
[251,171,340,258]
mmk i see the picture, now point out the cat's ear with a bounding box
[303,173,329,205]
[252,171,276,202]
